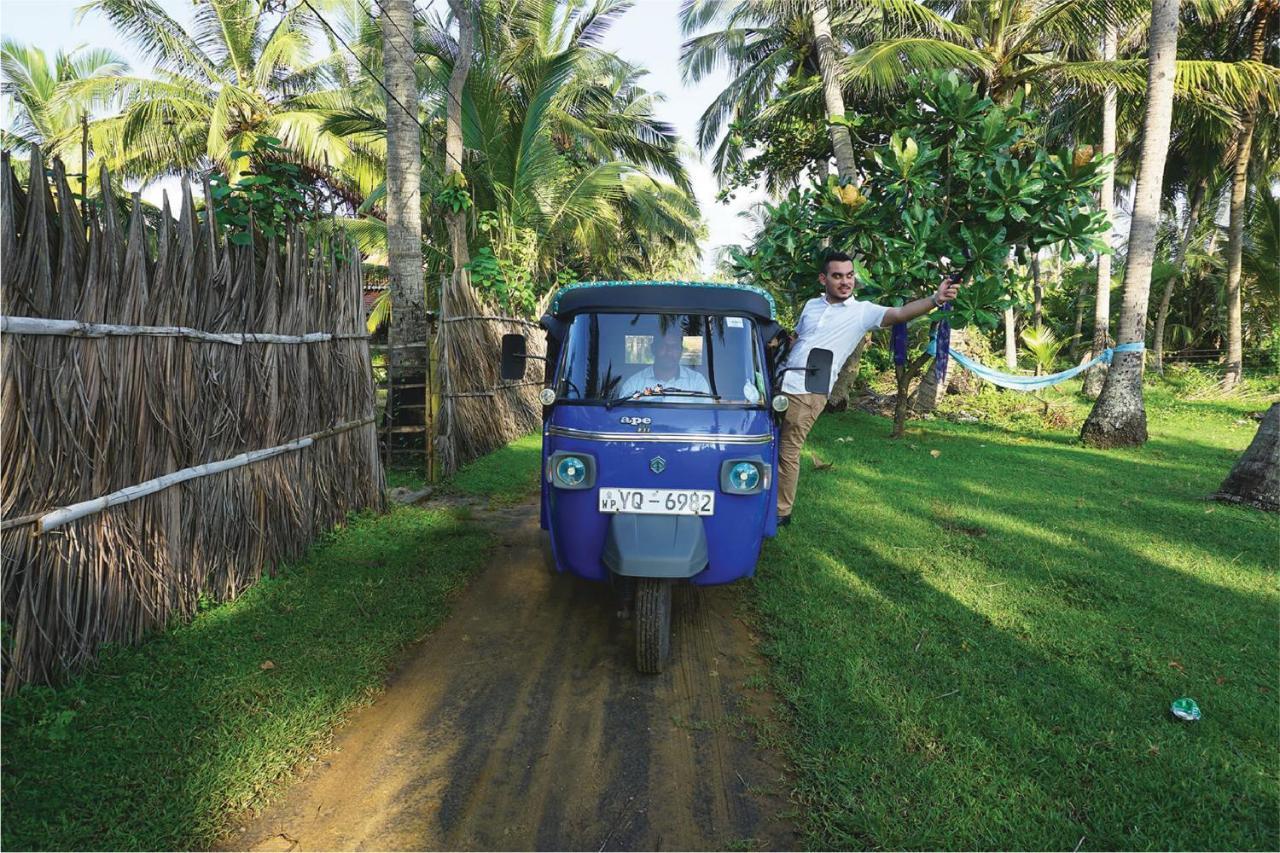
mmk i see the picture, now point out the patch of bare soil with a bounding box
[225,502,799,851]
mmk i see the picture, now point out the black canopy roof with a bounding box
[549,280,776,321]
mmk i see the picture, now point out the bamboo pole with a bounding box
[0,316,368,344]
[2,417,375,533]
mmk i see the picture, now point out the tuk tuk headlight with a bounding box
[548,451,595,490]
[720,458,770,495]
[557,456,586,486]
[728,462,760,491]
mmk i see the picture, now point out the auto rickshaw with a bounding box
[501,281,831,672]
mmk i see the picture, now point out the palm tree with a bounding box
[1240,182,1279,353]
[1220,0,1277,388]
[422,0,698,286]
[327,0,700,296]
[1081,0,1182,448]
[1083,22,1119,398]
[811,1,857,179]
[678,0,821,183]
[0,40,127,186]
[443,0,473,277]
[1212,403,1277,511]
[75,0,357,193]
[382,0,430,450]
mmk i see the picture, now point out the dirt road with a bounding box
[230,502,799,851]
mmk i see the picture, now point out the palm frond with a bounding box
[841,38,993,94]
[1010,0,1151,58]
[78,0,220,85]
[824,0,976,43]
[693,45,792,152]
[366,289,391,333]
[678,0,738,36]
[570,0,633,47]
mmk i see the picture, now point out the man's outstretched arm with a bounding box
[879,276,962,328]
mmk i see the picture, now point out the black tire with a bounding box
[634,578,671,674]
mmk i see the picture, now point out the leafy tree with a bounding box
[207,136,329,246]
[733,73,1110,437]
[724,187,828,325]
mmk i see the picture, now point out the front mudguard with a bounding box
[602,513,708,579]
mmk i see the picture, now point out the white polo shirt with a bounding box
[781,295,888,395]
[615,364,712,402]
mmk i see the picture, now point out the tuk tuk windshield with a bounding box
[557,313,766,405]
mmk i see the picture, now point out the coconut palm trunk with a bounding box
[444,0,474,274]
[1071,274,1090,360]
[435,0,476,475]
[1213,403,1278,511]
[1004,306,1018,368]
[1031,254,1043,327]
[1081,0,1181,447]
[383,0,430,456]
[1154,177,1207,372]
[812,0,865,409]
[1222,0,1275,389]
[811,1,857,181]
[912,327,971,413]
[1084,23,1118,399]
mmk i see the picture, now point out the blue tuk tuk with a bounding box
[501,281,831,672]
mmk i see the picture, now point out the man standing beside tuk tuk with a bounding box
[776,252,962,525]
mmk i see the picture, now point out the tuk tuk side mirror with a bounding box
[804,348,833,394]
[501,333,528,381]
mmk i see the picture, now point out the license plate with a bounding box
[598,488,715,516]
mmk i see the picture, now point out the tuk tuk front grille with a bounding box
[546,426,772,445]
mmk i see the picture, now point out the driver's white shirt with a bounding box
[615,364,711,402]
[782,296,888,395]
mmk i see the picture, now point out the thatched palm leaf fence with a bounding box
[434,272,547,476]
[0,151,383,691]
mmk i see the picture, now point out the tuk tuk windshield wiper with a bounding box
[606,388,721,409]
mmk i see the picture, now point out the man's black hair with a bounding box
[820,251,853,274]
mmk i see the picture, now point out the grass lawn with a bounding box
[755,380,1279,849]
[0,439,534,851]
[384,433,542,504]
[4,378,1275,851]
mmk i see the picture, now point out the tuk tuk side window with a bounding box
[556,313,764,405]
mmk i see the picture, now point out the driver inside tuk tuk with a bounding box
[615,326,712,403]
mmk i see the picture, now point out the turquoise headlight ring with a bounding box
[719,458,770,495]
[728,462,761,491]
[557,457,586,486]
[548,451,596,490]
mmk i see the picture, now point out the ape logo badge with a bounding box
[649,456,666,474]
[619,416,651,426]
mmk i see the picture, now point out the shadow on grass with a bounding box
[755,410,1278,850]
[0,508,490,851]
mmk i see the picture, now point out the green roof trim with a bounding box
[550,280,776,320]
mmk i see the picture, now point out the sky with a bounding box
[0,0,766,274]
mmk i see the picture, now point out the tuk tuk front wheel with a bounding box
[634,578,671,673]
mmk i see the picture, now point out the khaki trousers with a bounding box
[777,392,827,517]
